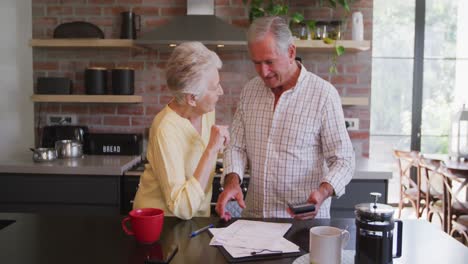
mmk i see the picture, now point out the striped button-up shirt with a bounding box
[223,65,355,218]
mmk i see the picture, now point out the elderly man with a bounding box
[216,16,355,220]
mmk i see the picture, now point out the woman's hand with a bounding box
[207,125,230,153]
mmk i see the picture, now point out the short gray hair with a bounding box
[165,42,222,104]
[247,16,294,54]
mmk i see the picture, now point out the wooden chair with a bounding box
[419,157,445,229]
[393,150,426,219]
[439,164,468,242]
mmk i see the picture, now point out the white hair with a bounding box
[247,16,294,54]
[165,42,222,104]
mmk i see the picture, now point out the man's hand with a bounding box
[215,173,246,221]
[287,182,334,220]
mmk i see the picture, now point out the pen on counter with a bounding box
[189,224,214,238]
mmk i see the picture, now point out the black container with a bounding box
[84,133,143,155]
[85,67,107,95]
[112,68,135,95]
[355,193,403,264]
[120,11,141,39]
[41,125,88,148]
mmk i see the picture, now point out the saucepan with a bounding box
[55,140,83,158]
[30,148,57,162]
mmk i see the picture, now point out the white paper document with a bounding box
[209,220,300,258]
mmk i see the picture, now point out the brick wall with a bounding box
[32,0,372,157]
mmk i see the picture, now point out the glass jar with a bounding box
[327,20,342,40]
[314,21,327,40]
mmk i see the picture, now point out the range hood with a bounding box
[136,0,247,47]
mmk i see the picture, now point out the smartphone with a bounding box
[145,244,178,264]
[287,201,316,214]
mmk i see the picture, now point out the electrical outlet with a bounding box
[47,114,77,125]
[344,118,359,131]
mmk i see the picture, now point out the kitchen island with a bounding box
[0,212,466,264]
[0,154,140,215]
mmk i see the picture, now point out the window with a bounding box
[371,0,468,203]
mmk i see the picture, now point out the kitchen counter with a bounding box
[0,153,141,176]
[0,213,466,264]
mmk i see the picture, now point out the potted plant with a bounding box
[242,0,354,73]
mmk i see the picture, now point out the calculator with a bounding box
[287,201,316,214]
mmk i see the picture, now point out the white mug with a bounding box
[309,226,350,264]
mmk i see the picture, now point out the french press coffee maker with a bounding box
[355,192,403,264]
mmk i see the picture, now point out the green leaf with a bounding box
[338,0,350,12]
[291,13,304,24]
[329,65,337,74]
[328,0,337,8]
[335,45,345,56]
[307,20,316,30]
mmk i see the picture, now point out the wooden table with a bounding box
[0,213,467,264]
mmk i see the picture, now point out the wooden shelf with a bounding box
[29,39,144,50]
[31,94,143,104]
[294,40,370,52]
[341,96,369,106]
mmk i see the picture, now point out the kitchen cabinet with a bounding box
[0,173,121,215]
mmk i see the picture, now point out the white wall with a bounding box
[0,0,34,159]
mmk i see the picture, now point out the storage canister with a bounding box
[85,67,107,95]
[112,67,135,95]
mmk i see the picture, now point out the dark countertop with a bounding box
[0,213,467,264]
[0,154,141,175]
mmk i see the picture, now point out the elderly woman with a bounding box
[133,42,229,220]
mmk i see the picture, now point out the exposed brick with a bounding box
[118,105,144,115]
[215,7,245,17]
[349,131,369,140]
[89,105,116,114]
[74,7,102,16]
[78,115,102,125]
[33,0,59,3]
[60,0,86,4]
[88,0,115,4]
[47,6,73,15]
[33,17,58,27]
[159,95,172,105]
[87,18,115,27]
[116,0,143,4]
[331,75,357,85]
[34,62,59,71]
[142,0,185,5]
[131,116,153,126]
[216,0,230,5]
[131,6,160,16]
[61,104,89,114]
[103,116,130,126]
[102,6,129,15]
[160,7,186,16]
[232,18,249,28]
[145,105,163,115]
[33,6,46,17]
[142,18,170,27]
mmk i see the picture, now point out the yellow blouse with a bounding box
[133,105,215,219]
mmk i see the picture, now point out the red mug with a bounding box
[122,208,164,244]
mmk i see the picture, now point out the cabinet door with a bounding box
[0,173,120,214]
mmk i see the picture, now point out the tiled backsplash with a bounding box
[32,0,373,157]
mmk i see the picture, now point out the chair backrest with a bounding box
[419,157,444,196]
[393,149,420,190]
[439,164,468,211]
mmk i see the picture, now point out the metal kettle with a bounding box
[354,192,403,264]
